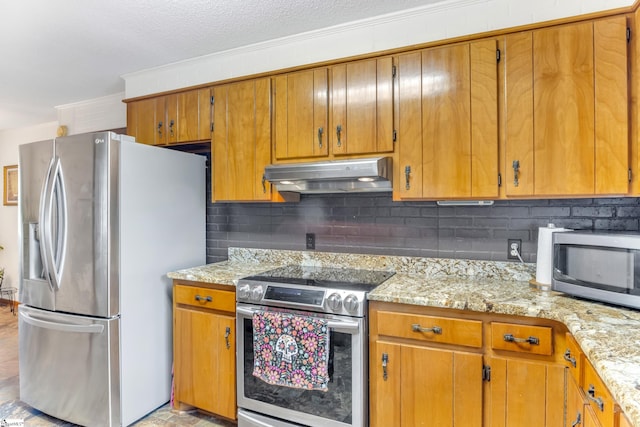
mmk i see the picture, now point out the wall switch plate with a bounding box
[507,239,522,260]
[306,233,315,250]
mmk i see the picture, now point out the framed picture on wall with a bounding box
[3,164,18,206]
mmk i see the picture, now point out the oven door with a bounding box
[236,303,366,427]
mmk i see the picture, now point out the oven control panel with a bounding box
[236,281,367,316]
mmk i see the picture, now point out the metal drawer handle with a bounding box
[564,349,577,368]
[224,326,231,349]
[195,295,212,303]
[571,412,582,427]
[587,384,605,412]
[382,353,388,381]
[412,324,442,335]
[503,334,539,345]
[318,127,324,148]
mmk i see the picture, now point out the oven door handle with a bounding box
[236,305,360,331]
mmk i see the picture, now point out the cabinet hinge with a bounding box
[482,365,491,382]
[496,48,501,63]
[629,168,632,182]
[210,95,215,105]
[393,129,397,143]
[498,173,502,187]
[392,65,397,78]
[627,27,631,43]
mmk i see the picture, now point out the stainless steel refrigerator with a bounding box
[17,131,205,426]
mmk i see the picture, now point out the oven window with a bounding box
[554,244,640,295]
[242,318,353,424]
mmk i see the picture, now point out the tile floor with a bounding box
[0,306,236,426]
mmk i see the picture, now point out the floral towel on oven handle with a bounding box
[252,310,330,392]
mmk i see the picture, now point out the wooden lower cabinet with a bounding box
[487,357,565,427]
[172,281,236,420]
[369,302,637,427]
[370,340,483,427]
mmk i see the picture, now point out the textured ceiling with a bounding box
[0,0,441,131]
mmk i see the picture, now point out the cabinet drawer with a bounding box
[174,285,235,313]
[375,311,483,348]
[490,322,553,355]
[583,359,617,427]
[563,333,583,385]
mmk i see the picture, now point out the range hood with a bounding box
[264,157,392,194]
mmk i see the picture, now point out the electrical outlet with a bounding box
[306,233,315,250]
[507,239,522,260]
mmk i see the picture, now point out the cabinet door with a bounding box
[173,90,200,143]
[567,373,586,427]
[396,40,498,200]
[128,97,161,145]
[331,57,394,156]
[533,18,628,196]
[504,32,535,196]
[396,51,424,198]
[421,43,472,198]
[370,341,401,427]
[274,68,329,159]
[173,307,236,419]
[593,16,629,194]
[212,78,272,202]
[401,345,483,427]
[488,357,565,427]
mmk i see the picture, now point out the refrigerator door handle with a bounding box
[39,156,68,291]
[19,311,105,334]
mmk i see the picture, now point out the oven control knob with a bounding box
[237,284,251,300]
[326,293,342,311]
[250,285,264,302]
[343,294,359,313]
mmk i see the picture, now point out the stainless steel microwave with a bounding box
[552,231,640,310]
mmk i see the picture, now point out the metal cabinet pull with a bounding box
[195,295,212,303]
[169,119,175,137]
[262,174,267,194]
[571,412,582,427]
[318,127,324,148]
[512,160,520,187]
[564,349,577,368]
[404,165,411,190]
[224,326,231,349]
[503,334,539,345]
[412,324,442,335]
[336,125,342,147]
[382,353,388,381]
[587,385,605,412]
[157,121,163,136]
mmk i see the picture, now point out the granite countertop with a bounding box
[168,247,640,427]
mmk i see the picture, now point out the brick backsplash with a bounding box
[204,158,640,264]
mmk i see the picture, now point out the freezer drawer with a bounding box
[19,305,121,427]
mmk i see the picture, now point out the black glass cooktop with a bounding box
[242,265,395,292]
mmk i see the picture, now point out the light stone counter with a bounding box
[168,247,640,427]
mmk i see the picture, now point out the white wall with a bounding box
[123,0,634,98]
[0,122,58,295]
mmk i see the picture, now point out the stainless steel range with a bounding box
[236,265,394,427]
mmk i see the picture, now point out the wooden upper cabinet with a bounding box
[127,97,161,145]
[126,87,212,146]
[505,16,629,197]
[274,68,329,159]
[396,39,499,200]
[273,56,394,160]
[330,56,394,156]
[212,78,272,202]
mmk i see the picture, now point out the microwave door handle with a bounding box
[236,305,360,331]
[38,157,56,291]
